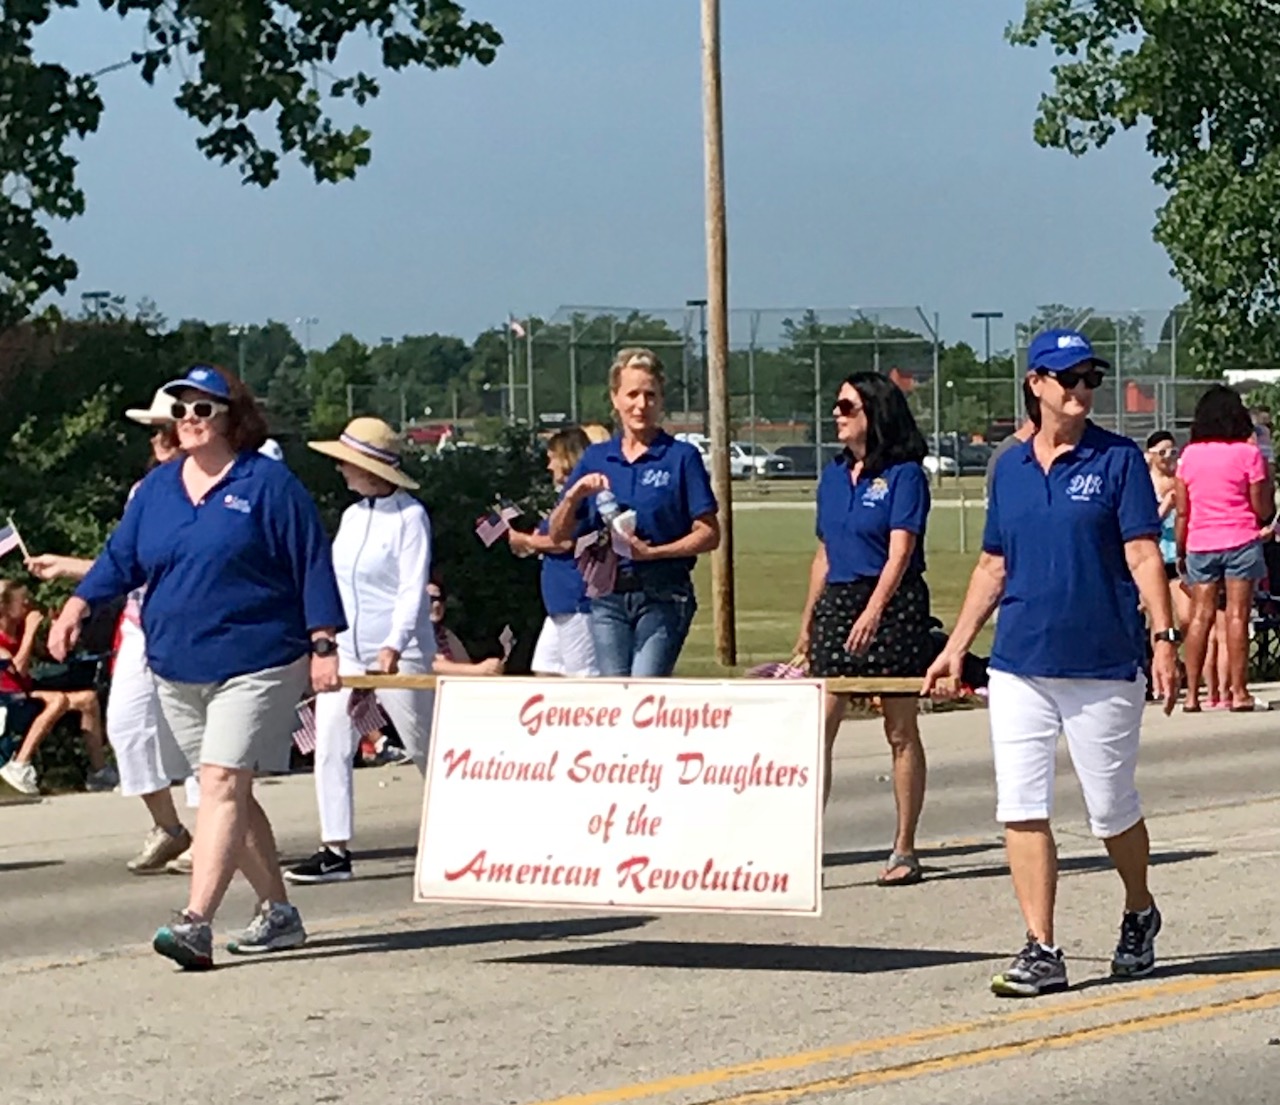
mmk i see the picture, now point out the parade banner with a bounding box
[415,677,825,915]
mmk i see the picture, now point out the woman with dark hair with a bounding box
[795,371,932,887]
[49,363,345,970]
[1176,384,1273,712]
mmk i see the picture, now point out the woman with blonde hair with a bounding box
[509,427,598,677]
[549,348,719,677]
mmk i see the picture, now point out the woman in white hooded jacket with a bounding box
[285,418,435,885]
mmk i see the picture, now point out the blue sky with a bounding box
[37,1,1180,351]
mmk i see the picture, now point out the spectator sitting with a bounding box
[0,580,114,795]
[427,582,504,676]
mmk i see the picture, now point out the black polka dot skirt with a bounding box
[808,574,934,678]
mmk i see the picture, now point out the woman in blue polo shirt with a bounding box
[510,427,598,676]
[48,364,346,971]
[795,371,933,888]
[925,329,1179,998]
[548,347,719,677]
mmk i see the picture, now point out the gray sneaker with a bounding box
[991,935,1069,997]
[153,911,214,971]
[85,765,120,792]
[227,901,306,955]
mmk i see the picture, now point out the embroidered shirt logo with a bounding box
[1067,473,1103,501]
[861,478,890,505]
[641,470,672,489]
[223,494,251,514]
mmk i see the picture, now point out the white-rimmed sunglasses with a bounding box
[170,399,228,421]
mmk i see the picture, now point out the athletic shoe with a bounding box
[127,826,192,875]
[227,901,307,955]
[991,935,1069,997]
[153,911,214,970]
[284,847,353,884]
[165,847,193,876]
[1111,903,1162,978]
[85,765,120,792]
[0,758,39,795]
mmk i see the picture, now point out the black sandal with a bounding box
[876,851,923,887]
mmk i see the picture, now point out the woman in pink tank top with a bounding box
[1175,385,1274,711]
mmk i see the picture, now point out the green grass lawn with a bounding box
[678,504,992,676]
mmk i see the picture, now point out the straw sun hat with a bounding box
[308,417,419,490]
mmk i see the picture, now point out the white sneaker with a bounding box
[0,759,39,795]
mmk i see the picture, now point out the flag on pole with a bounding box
[292,691,389,754]
[0,521,23,561]
[509,317,527,339]
[499,625,516,660]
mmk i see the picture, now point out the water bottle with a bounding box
[596,489,620,527]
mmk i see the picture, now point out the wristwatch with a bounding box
[310,637,339,657]
[1151,628,1182,646]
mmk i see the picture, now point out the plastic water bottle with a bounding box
[596,489,620,527]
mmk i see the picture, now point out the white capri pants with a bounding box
[107,619,200,808]
[987,670,1146,839]
[530,612,598,677]
[314,653,435,845]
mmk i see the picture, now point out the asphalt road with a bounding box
[3,693,1280,1105]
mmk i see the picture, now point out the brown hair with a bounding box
[189,364,269,453]
[608,347,666,394]
[0,579,28,625]
[546,426,591,474]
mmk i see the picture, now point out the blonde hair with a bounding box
[581,423,611,444]
[546,426,591,474]
[609,347,666,393]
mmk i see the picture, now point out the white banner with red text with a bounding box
[414,677,825,915]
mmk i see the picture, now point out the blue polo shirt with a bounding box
[76,452,346,684]
[984,422,1160,681]
[567,431,718,582]
[537,519,590,616]
[816,457,929,581]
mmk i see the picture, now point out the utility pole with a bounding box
[971,310,1003,432]
[700,0,736,665]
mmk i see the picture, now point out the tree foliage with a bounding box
[1008,1,1280,368]
[0,0,501,326]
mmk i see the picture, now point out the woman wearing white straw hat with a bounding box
[26,387,199,872]
[285,417,435,885]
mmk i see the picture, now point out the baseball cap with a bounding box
[1027,329,1111,374]
[161,364,232,401]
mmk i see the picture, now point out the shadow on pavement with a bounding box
[489,940,1004,974]
[0,859,61,874]
[823,841,1003,869]
[273,914,655,965]
[917,848,1216,885]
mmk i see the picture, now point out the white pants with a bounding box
[987,670,1145,839]
[530,613,598,677]
[107,620,200,808]
[314,654,435,845]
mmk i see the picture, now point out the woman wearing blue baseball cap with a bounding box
[925,328,1180,997]
[49,363,346,970]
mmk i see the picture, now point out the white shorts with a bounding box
[531,613,598,677]
[987,670,1145,839]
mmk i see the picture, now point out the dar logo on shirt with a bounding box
[1067,474,1103,502]
[861,478,889,506]
[641,470,672,489]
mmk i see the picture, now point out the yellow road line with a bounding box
[698,985,1280,1105]
[528,968,1280,1105]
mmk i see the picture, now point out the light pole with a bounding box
[971,310,1003,433]
[295,315,319,353]
[228,324,251,378]
[686,298,708,436]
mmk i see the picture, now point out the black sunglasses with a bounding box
[834,398,864,417]
[170,399,228,421]
[1041,367,1105,391]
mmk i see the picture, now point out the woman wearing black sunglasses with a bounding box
[795,371,933,888]
[925,328,1178,998]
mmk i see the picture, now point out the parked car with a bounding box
[730,442,794,479]
[922,454,960,477]
[772,444,842,479]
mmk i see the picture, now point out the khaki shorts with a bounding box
[156,657,310,775]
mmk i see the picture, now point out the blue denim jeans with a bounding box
[589,580,697,677]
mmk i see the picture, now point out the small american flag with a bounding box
[292,690,389,755]
[0,522,22,561]
[475,512,509,547]
[499,625,516,660]
[496,500,522,523]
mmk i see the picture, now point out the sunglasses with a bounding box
[833,398,865,417]
[1041,368,1105,391]
[170,399,228,421]
[1152,447,1178,460]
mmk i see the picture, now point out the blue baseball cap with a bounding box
[1027,329,1111,374]
[161,364,232,401]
